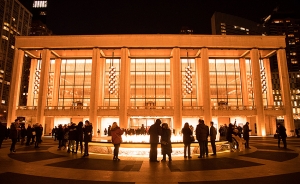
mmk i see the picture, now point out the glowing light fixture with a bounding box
[108,52,116,94]
[185,52,192,94]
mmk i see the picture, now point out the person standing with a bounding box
[0,122,7,148]
[149,119,162,162]
[210,121,217,156]
[196,119,209,158]
[160,123,172,161]
[276,123,287,149]
[75,121,83,154]
[35,123,43,148]
[182,122,192,158]
[57,124,64,150]
[68,122,77,153]
[243,122,252,149]
[25,124,32,146]
[9,119,20,153]
[111,122,124,161]
[226,123,234,152]
[83,120,93,157]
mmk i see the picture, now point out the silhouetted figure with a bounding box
[0,122,7,148]
[210,121,217,155]
[276,123,287,149]
[161,123,172,162]
[149,119,162,162]
[83,120,93,157]
[243,122,252,149]
[182,122,192,158]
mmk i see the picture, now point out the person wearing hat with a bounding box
[276,123,287,149]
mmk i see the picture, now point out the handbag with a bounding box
[32,131,36,136]
[190,135,195,142]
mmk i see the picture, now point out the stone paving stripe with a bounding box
[250,145,294,151]
[179,172,300,184]
[0,172,134,184]
[240,150,299,162]
[167,157,263,172]
[8,152,65,162]
[46,158,143,171]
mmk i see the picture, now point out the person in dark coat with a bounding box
[57,124,64,150]
[111,122,124,161]
[243,122,252,149]
[149,119,162,162]
[182,122,192,158]
[9,119,20,153]
[75,121,83,154]
[25,124,32,146]
[276,123,287,148]
[226,123,234,152]
[210,121,217,155]
[68,122,77,153]
[83,120,93,157]
[20,124,26,145]
[161,123,172,161]
[107,125,111,136]
[0,122,7,148]
[196,119,209,158]
[35,124,43,148]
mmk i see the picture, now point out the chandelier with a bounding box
[260,58,267,93]
[33,61,41,94]
[185,52,192,94]
[108,52,116,94]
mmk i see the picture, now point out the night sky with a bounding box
[24,0,300,35]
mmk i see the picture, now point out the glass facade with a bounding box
[58,59,92,108]
[130,58,171,108]
[209,59,242,108]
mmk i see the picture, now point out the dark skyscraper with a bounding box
[0,0,32,123]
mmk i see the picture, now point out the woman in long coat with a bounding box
[111,122,124,161]
[182,122,192,158]
[161,123,172,161]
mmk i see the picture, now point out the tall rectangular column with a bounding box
[201,48,212,125]
[119,48,130,128]
[7,49,24,126]
[27,59,38,107]
[171,48,182,133]
[250,49,265,136]
[277,49,294,135]
[90,48,103,134]
[52,59,61,107]
[195,58,203,106]
[264,58,277,134]
[239,58,249,107]
[37,49,51,131]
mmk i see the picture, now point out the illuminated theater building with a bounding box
[7,35,295,137]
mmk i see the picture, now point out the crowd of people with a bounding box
[51,120,93,157]
[0,119,44,153]
[0,118,290,161]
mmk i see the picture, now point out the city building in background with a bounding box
[0,0,32,124]
[211,10,300,128]
[211,12,265,35]
[264,10,300,127]
[7,34,294,137]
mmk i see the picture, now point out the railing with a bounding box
[45,106,90,110]
[98,106,119,110]
[17,106,37,110]
[212,105,256,110]
[264,105,284,110]
[128,106,174,110]
[182,106,203,110]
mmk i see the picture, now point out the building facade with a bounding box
[211,12,265,36]
[0,0,32,123]
[7,35,294,136]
